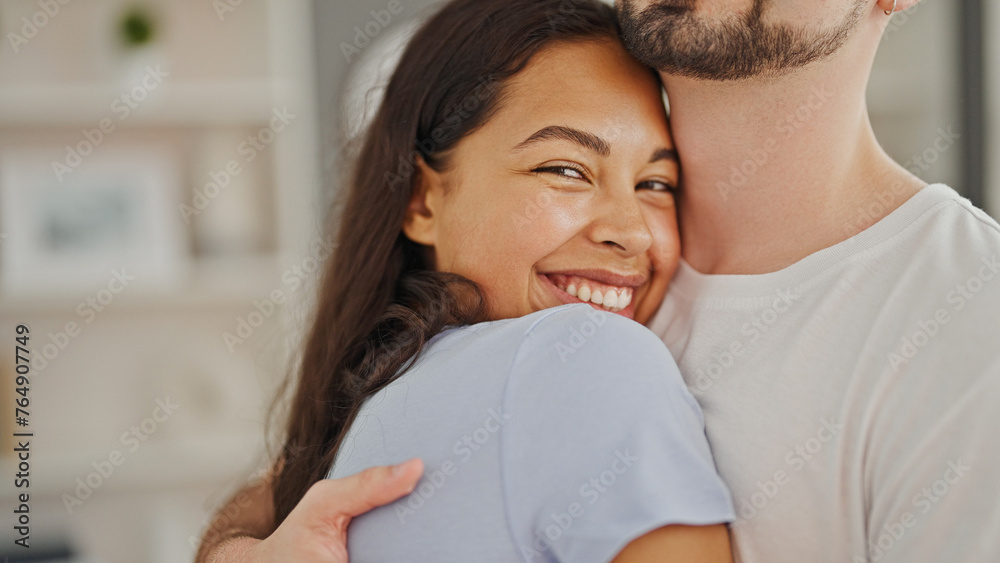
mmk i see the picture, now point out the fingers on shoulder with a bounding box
[307,459,423,513]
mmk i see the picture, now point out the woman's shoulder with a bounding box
[423,304,683,394]
[437,303,666,360]
[494,304,693,415]
[496,308,732,557]
[520,303,665,345]
[516,304,677,374]
[433,303,652,350]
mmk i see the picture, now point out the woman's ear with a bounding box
[402,157,445,247]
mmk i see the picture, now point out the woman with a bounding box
[197,0,733,561]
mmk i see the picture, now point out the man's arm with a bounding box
[613,524,733,563]
[866,366,1000,562]
[195,459,423,563]
[194,468,275,563]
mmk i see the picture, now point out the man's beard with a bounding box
[618,0,868,81]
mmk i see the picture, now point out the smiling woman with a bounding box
[197,0,732,560]
[399,39,681,324]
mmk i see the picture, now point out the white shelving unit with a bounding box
[0,1,320,561]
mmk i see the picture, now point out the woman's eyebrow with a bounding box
[513,125,611,157]
[649,148,679,163]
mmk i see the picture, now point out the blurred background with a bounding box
[0,0,996,561]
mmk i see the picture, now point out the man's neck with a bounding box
[664,24,926,276]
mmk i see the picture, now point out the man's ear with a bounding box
[402,157,444,247]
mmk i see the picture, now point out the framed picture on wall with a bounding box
[0,145,186,295]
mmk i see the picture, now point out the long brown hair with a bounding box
[272,0,621,524]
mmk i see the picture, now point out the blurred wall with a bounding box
[987,1,1000,218]
[869,0,963,195]
[312,0,440,214]
[0,1,320,561]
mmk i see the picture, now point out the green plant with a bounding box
[118,6,157,49]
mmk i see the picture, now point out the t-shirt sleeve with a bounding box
[500,305,734,563]
[865,359,1000,562]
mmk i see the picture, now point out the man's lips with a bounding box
[538,270,647,319]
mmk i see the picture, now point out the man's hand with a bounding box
[204,459,423,563]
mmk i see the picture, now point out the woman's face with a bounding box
[404,39,680,325]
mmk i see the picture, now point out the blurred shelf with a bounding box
[0,81,301,127]
[0,1,318,560]
[0,432,264,500]
[0,255,285,315]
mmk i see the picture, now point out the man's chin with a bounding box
[617,0,865,82]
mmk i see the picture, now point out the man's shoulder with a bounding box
[862,184,1000,294]
[911,185,1000,300]
[868,186,1000,383]
[911,184,1000,249]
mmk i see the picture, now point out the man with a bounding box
[619,0,1000,561]
[198,1,1000,561]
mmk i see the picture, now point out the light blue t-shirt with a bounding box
[330,303,734,562]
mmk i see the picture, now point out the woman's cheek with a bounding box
[642,200,680,273]
[506,193,584,252]
[632,200,679,324]
[545,196,595,237]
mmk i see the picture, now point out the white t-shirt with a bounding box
[648,184,1000,562]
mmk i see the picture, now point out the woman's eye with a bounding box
[534,166,588,181]
[637,180,676,193]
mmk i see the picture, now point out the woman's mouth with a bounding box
[539,272,644,317]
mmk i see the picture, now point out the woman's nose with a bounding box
[587,186,653,256]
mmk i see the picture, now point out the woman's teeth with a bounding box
[553,275,633,312]
[603,291,618,308]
